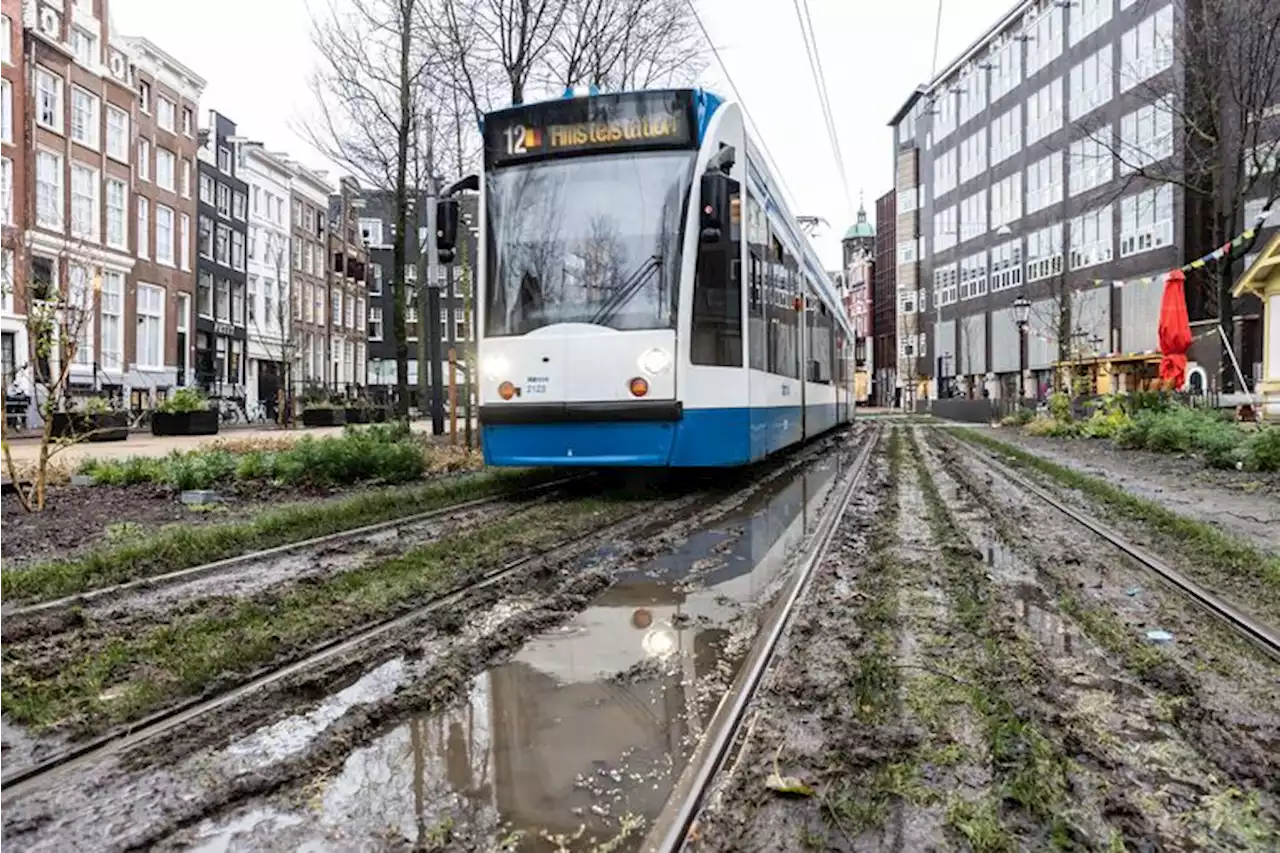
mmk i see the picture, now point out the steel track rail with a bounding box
[6,474,590,620]
[645,425,883,853]
[950,430,1280,663]
[0,496,659,797]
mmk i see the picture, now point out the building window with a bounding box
[932,148,957,198]
[181,159,191,197]
[1069,134,1114,196]
[1027,152,1064,214]
[0,157,10,225]
[957,67,987,126]
[897,240,918,266]
[990,172,1022,231]
[70,87,100,149]
[959,191,987,243]
[1070,203,1114,270]
[36,150,63,229]
[215,223,230,266]
[69,265,94,365]
[1025,5,1063,77]
[932,91,957,141]
[198,271,214,317]
[1026,77,1063,145]
[897,187,917,214]
[100,271,123,371]
[1121,4,1174,92]
[156,204,175,265]
[304,284,314,323]
[138,138,151,181]
[357,297,366,331]
[1120,184,1173,258]
[216,278,230,323]
[369,306,384,341]
[36,67,63,132]
[217,183,231,217]
[359,218,384,245]
[138,80,151,113]
[934,205,958,253]
[345,293,355,329]
[106,105,129,161]
[933,262,958,307]
[106,179,127,249]
[264,278,276,326]
[137,196,150,259]
[198,215,213,259]
[180,213,191,271]
[182,106,194,136]
[136,284,165,369]
[247,275,259,326]
[371,264,383,295]
[231,230,245,270]
[898,290,917,314]
[1069,45,1113,122]
[990,104,1021,166]
[293,240,303,271]
[232,280,245,326]
[0,15,10,65]
[990,237,1023,292]
[332,290,342,326]
[1069,0,1113,47]
[959,128,988,185]
[1,79,11,143]
[989,37,1022,103]
[313,244,324,273]
[232,191,246,220]
[1026,222,1064,282]
[156,148,175,191]
[303,242,315,276]
[157,97,176,132]
[314,285,325,325]
[65,178,102,255]
[200,173,214,204]
[959,250,988,301]
[1120,100,1174,174]
[218,146,232,173]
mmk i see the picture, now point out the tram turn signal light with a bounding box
[628,376,649,397]
[498,381,517,400]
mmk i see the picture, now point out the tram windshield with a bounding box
[484,151,693,337]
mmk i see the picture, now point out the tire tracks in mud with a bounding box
[3,429,867,853]
[925,427,1280,846]
[693,426,1280,851]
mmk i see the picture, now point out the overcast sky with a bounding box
[110,0,1014,268]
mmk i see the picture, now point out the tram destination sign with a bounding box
[485,90,695,167]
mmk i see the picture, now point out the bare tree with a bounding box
[1,249,115,511]
[1082,0,1280,390]
[303,0,438,417]
[550,0,705,91]
[247,241,302,426]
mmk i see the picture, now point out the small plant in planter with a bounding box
[52,396,130,442]
[152,388,218,436]
[301,398,347,428]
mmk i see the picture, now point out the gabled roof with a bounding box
[1233,231,1280,298]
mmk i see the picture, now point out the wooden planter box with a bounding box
[50,411,130,442]
[344,407,370,424]
[302,407,346,428]
[151,410,219,436]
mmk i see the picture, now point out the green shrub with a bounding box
[1048,392,1073,422]
[1078,408,1133,440]
[1001,408,1034,427]
[1238,427,1280,473]
[157,388,210,414]
[1026,416,1079,438]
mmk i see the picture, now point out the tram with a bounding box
[446,88,854,467]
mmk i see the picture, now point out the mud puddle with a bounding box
[158,445,857,852]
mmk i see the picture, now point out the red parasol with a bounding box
[1157,269,1192,389]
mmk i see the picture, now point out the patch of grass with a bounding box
[955,428,1280,593]
[1,468,558,603]
[1,496,636,731]
[946,795,1015,853]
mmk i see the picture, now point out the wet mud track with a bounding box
[692,426,1280,852]
[1,427,868,852]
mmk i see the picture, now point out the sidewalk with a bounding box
[2,419,476,468]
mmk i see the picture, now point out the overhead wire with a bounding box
[681,0,801,214]
[794,0,855,220]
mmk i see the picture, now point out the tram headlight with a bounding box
[641,626,677,658]
[482,354,510,381]
[637,347,672,376]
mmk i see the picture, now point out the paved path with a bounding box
[3,419,476,467]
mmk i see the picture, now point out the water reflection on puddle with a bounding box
[181,454,853,852]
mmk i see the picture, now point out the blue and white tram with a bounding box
[471,88,854,467]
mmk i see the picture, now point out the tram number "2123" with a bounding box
[525,376,549,394]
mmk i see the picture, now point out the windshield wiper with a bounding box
[589,254,663,326]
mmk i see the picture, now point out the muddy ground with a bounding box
[992,429,1280,554]
[1,429,865,853]
[694,426,1280,852]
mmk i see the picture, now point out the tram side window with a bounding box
[746,193,767,372]
[808,296,832,385]
[691,177,743,367]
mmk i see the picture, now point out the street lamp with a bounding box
[1013,293,1031,400]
